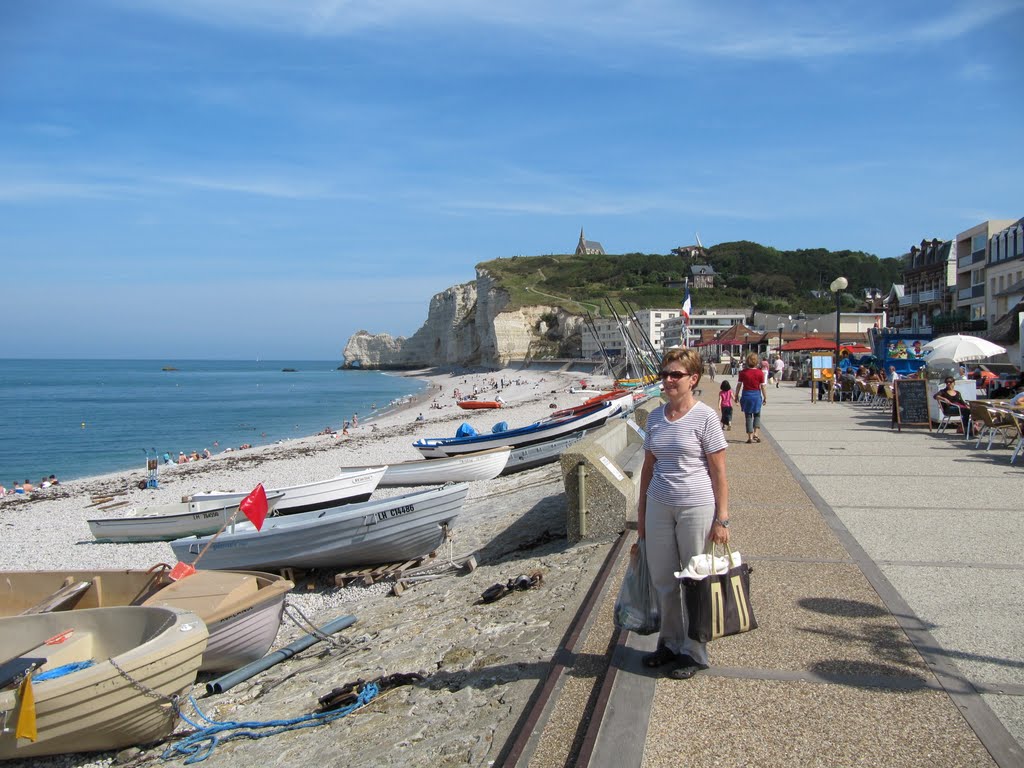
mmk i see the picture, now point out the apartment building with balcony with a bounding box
[986,218,1024,327]
[955,219,1016,324]
[899,238,954,335]
[580,308,680,359]
[662,309,747,348]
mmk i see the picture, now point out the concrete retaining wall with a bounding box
[560,399,660,543]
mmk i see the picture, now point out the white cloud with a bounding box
[0,165,344,203]
[106,0,1024,59]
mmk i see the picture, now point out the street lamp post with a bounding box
[777,321,785,352]
[830,277,848,376]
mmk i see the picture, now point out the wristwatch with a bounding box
[714,517,729,527]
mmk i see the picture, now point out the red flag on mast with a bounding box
[239,484,269,531]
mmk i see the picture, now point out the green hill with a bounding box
[478,241,902,317]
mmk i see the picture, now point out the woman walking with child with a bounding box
[637,348,730,680]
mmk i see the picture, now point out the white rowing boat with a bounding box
[171,483,470,571]
[188,466,387,515]
[342,447,510,487]
[87,493,285,543]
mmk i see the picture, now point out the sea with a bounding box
[0,359,426,484]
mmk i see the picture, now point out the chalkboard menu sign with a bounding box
[894,379,932,431]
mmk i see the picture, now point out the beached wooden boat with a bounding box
[0,606,207,760]
[188,466,387,515]
[414,399,621,459]
[87,492,286,544]
[170,483,470,571]
[342,447,510,487]
[0,569,293,673]
[457,400,502,410]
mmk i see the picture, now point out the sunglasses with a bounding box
[659,370,693,380]
[945,380,955,384]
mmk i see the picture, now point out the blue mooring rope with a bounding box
[34,660,95,681]
[162,682,380,764]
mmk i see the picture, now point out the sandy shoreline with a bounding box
[0,364,629,768]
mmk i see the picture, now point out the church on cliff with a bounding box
[575,228,606,255]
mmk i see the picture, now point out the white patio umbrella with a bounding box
[920,334,1006,364]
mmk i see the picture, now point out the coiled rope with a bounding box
[162,682,379,764]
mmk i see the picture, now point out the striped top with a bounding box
[643,402,728,506]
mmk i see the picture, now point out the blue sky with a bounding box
[1,1,1021,359]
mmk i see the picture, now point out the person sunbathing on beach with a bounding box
[22,479,34,492]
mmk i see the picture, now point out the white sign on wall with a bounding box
[599,455,625,482]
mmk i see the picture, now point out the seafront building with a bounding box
[661,309,746,348]
[581,309,680,359]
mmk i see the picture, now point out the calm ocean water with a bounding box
[0,360,425,483]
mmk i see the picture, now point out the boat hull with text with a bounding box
[170,484,470,571]
[87,493,285,544]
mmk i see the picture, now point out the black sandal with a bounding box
[642,646,678,668]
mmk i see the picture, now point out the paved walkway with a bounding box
[589,381,1023,767]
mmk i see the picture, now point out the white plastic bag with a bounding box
[675,550,743,581]
[614,540,660,635]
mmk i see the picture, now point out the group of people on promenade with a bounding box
[1,475,59,496]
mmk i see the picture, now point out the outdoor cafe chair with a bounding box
[987,405,1024,464]
[935,401,966,436]
[835,379,856,402]
[968,401,1018,451]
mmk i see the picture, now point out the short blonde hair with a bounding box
[662,348,702,387]
[745,352,760,368]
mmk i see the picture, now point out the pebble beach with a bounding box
[1,365,622,768]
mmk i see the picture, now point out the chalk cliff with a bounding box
[342,269,583,368]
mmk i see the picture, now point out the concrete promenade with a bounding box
[588,379,1023,767]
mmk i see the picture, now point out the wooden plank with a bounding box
[97,500,131,512]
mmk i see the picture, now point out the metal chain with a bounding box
[105,611,183,703]
[108,655,175,703]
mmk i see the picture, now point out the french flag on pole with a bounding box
[681,287,692,323]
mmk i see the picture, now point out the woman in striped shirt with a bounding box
[638,348,730,680]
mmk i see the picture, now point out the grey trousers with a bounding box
[644,496,714,665]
